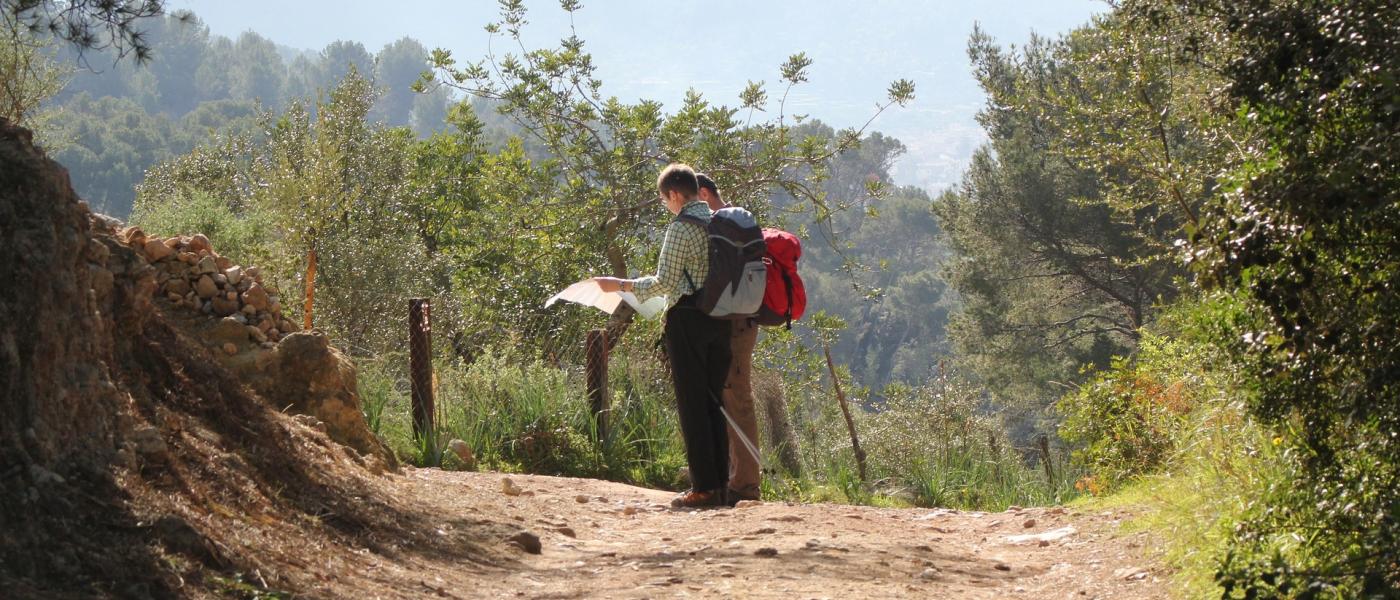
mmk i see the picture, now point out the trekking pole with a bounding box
[719,405,763,471]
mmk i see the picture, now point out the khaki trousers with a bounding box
[722,318,761,498]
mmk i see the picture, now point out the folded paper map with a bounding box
[544,279,667,319]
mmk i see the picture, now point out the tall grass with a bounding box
[1085,400,1281,598]
[358,345,687,490]
[789,376,1081,510]
[357,344,1078,511]
[1063,296,1290,598]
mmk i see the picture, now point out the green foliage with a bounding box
[787,125,955,389]
[936,22,1200,430]
[866,374,1080,509]
[225,31,284,104]
[1125,0,1400,595]
[363,341,687,490]
[130,190,275,266]
[754,313,1073,510]
[1059,293,1249,492]
[936,0,1400,595]
[41,11,455,219]
[425,0,913,343]
[372,37,430,128]
[1085,390,1281,599]
[136,71,459,355]
[1061,339,1199,489]
[47,92,259,216]
[0,17,70,141]
[5,0,167,62]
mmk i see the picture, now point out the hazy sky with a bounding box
[168,0,1103,191]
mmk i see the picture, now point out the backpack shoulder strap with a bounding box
[675,213,708,228]
[781,269,793,330]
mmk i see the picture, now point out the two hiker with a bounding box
[593,164,764,508]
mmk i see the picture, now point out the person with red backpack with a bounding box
[593,164,734,508]
[696,173,807,504]
[695,173,764,504]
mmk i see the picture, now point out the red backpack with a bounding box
[755,228,806,329]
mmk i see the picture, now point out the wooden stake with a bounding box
[585,329,609,440]
[823,342,867,483]
[409,299,435,440]
[1038,434,1055,485]
[302,247,317,331]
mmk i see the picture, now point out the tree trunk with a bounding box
[602,215,634,350]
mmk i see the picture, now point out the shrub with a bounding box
[130,190,277,268]
[1058,294,1247,491]
[1059,336,1200,489]
[364,340,687,490]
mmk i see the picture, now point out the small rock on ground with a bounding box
[508,531,542,554]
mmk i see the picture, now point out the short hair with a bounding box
[657,163,699,198]
[695,172,720,198]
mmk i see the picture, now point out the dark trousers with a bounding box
[664,299,733,492]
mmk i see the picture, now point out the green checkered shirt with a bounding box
[630,201,711,305]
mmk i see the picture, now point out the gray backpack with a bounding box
[678,207,768,319]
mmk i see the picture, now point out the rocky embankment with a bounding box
[115,226,393,465]
[129,228,297,349]
[1,118,465,597]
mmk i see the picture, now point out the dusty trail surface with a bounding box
[396,469,1166,599]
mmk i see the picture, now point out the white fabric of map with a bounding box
[544,279,667,319]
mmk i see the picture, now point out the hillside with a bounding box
[0,118,513,597]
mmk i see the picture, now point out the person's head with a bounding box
[656,163,700,215]
[695,172,724,210]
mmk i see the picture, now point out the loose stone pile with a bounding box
[119,227,299,350]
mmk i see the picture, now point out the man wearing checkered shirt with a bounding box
[593,163,733,508]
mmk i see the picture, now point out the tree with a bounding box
[425,0,913,344]
[285,39,375,103]
[934,17,1232,417]
[228,31,283,105]
[145,12,208,115]
[374,37,428,127]
[1124,0,1400,595]
[0,12,68,137]
[320,40,373,88]
[409,83,451,136]
[778,123,954,390]
[193,34,232,102]
[2,0,165,62]
[137,72,465,355]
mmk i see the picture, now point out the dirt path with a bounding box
[382,468,1167,599]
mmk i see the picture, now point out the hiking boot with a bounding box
[670,489,724,509]
[724,488,760,507]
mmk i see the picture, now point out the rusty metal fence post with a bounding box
[409,299,434,440]
[585,329,609,440]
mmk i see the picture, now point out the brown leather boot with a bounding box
[670,489,724,509]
